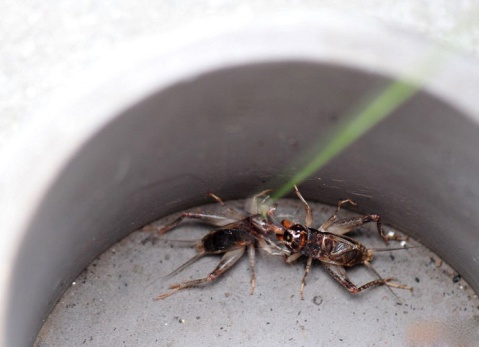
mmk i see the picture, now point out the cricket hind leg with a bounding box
[144,192,250,237]
[320,199,357,230]
[144,211,237,236]
[321,214,387,242]
[321,211,403,244]
[320,199,406,243]
[321,263,411,298]
[363,261,413,302]
[318,198,373,236]
[154,247,246,300]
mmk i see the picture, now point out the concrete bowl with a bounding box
[2,11,479,346]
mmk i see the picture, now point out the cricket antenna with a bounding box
[372,245,421,252]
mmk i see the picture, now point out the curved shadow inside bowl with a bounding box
[9,60,479,345]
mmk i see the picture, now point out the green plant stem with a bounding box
[271,79,421,201]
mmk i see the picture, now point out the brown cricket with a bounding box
[271,185,413,300]
[148,186,412,301]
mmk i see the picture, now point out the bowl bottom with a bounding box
[35,198,479,346]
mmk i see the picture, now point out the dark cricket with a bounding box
[148,186,413,301]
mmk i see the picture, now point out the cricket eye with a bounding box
[284,231,293,242]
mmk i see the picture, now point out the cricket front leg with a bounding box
[257,237,290,257]
[247,189,273,215]
[154,247,245,300]
[293,185,313,227]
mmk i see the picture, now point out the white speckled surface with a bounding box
[35,199,479,346]
[2,1,479,148]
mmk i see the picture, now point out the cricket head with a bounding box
[276,219,308,252]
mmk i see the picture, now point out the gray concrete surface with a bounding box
[2,1,479,149]
[35,199,479,346]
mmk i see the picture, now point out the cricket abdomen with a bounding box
[199,228,254,253]
[306,230,371,267]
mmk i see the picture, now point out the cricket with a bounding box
[147,186,413,301]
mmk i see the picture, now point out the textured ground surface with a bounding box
[36,199,479,346]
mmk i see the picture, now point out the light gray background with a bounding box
[2,1,479,148]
